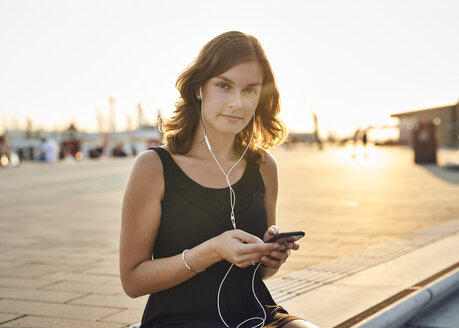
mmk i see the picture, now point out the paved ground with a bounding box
[0,145,458,327]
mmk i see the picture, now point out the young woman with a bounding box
[120,31,318,328]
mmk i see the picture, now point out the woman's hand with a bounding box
[213,230,278,268]
[260,226,300,269]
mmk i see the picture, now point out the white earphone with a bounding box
[199,87,265,328]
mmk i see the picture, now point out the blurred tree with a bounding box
[108,97,117,133]
[137,102,146,128]
[25,117,33,139]
[95,107,104,133]
[156,109,163,133]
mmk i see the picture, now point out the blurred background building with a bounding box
[391,100,459,148]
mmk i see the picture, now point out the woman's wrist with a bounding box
[205,235,223,262]
[183,237,222,273]
[182,249,205,273]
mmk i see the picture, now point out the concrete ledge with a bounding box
[355,266,459,328]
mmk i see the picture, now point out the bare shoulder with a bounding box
[259,150,278,193]
[127,149,164,199]
[131,150,162,178]
[258,151,279,221]
[132,149,162,171]
[259,150,278,180]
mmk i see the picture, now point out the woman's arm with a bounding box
[119,150,277,298]
[258,151,299,280]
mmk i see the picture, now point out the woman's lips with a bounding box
[221,114,242,122]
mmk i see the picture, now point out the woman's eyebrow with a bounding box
[215,75,262,87]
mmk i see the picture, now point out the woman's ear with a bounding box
[196,86,202,100]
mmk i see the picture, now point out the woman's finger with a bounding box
[231,229,264,244]
[263,225,278,242]
[234,254,266,268]
[283,241,299,251]
[240,241,278,255]
[260,255,282,269]
[269,249,289,261]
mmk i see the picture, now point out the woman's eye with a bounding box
[217,83,229,89]
[246,88,259,95]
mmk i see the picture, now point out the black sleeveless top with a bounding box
[140,147,300,328]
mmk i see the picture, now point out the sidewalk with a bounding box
[0,145,458,327]
[266,218,459,327]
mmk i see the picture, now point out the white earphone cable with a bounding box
[199,87,266,328]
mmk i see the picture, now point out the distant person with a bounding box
[89,146,104,159]
[352,128,360,146]
[351,128,360,158]
[312,111,323,150]
[0,134,10,156]
[362,129,368,157]
[0,134,11,166]
[112,144,127,157]
[120,31,318,328]
[37,137,60,162]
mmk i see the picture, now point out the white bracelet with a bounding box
[182,249,205,273]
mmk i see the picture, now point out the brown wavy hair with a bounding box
[162,31,286,163]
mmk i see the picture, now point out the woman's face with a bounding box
[199,61,263,136]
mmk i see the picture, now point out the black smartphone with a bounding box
[266,231,305,243]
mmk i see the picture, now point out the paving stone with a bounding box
[0,261,23,270]
[0,265,55,279]
[100,309,144,325]
[42,281,124,295]
[0,277,53,289]
[103,276,127,286]
[82,263,120,276]
[38,272,115,284]
[0,315,123,328]
[0,313,24,325]
[0,286,84,303]
[0,299,120,320]
[69,293,148,309]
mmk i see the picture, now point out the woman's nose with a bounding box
[227,91,243,109]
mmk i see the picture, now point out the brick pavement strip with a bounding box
[0,299,121,321]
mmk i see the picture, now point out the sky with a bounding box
[1,0,458,138]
